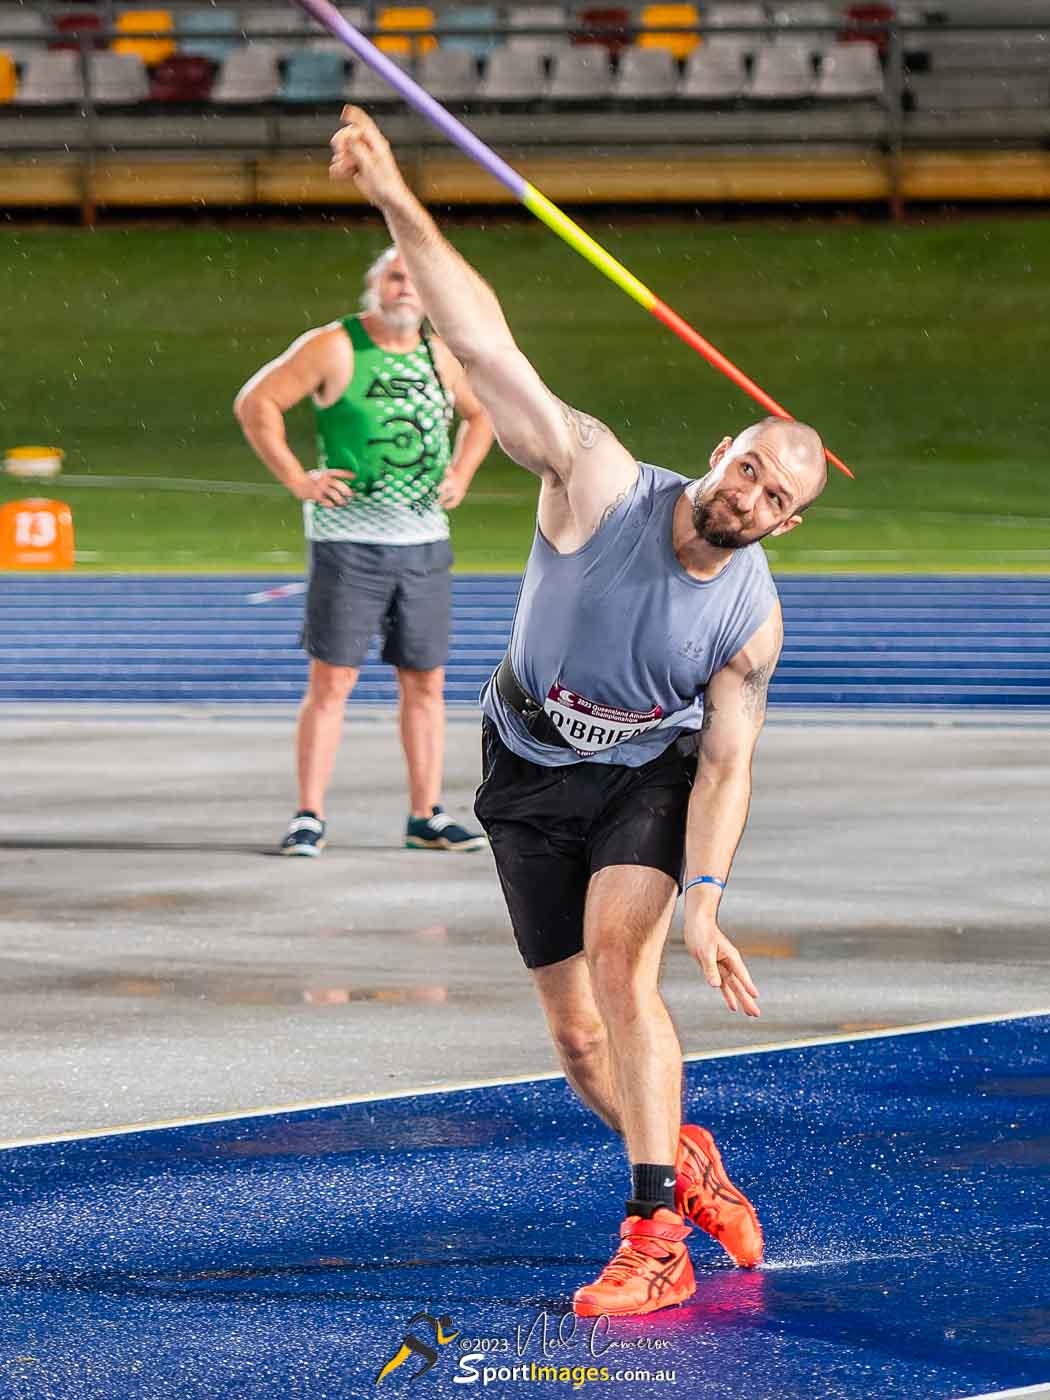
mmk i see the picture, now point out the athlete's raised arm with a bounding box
[328,106,637,540]
[681,604,785,1018]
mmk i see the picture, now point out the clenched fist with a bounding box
[329,105,408,208]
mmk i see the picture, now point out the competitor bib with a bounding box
[543,682,664,756]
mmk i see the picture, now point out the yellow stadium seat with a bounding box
[0,51,17,103]
[376,6,436,57]
[637,3,700,59]
[112,10,176,67]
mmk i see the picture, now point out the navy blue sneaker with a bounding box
[280,810,327,857]
[405,805,486,852]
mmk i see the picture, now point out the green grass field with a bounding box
[3,217,1050,572]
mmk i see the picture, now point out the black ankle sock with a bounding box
[628,1162,677,1216]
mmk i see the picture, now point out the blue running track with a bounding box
[0,1014,1046,1400]
[1,574,1049,706]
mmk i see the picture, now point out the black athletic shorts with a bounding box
[474,717,698,970]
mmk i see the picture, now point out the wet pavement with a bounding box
[0,709,1046,1144]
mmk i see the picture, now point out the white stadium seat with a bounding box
[680,45,746,100]
[547,47,612,101]
[211,45,281,102]
[615,47,678,101]
[16,51,83,104]
[748,39,814,99]
[815,42,884,101]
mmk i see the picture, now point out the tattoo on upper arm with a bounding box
[742,658,776,723]
[700,698,716,734]
[597,487,628,530]
[556,398,609,450]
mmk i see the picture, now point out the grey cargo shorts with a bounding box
[301,538,453,672]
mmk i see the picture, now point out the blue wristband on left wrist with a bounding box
[684,875,726,894]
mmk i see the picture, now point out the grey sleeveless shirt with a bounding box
[481,462,778,768]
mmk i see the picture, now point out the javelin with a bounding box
[289,0,853,478]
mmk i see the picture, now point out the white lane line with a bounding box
[954,1385,1050,1399]
[0,1007,1045,1155]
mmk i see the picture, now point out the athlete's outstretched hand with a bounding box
[330,106,408,208]
[685,918,760,1017]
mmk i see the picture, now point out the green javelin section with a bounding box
[310,315,453,540]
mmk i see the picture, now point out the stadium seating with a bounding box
[305,6,367,55]
[240,6,308,57]
[615,45,677,100]
[749,39,815,98]
[375,6,437,58]
[417,46,478,101]
[707,1,768,24]
[279,49,347,102]
[0,51,16,101]
[149,53,216,101]
[637,3,700,60]
[771,3,835,58]
[679,44,747,100]
[346,51,410,103]
[112,10,176,66]
[52,12,104,52]
[439,6,501,59]
[548,45,613,100]
[926,35,1050,72]
[507,5,569,61]
[15,49,83,103]
[0,8,47,67]
[177,7,239,63]
[478,46,543,101]
[815,39,883,99]
[841,4,894,55]
[573,6,630,58]
[89,51,151,102]
[211,44,281,101]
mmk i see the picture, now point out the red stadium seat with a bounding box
[149,54,215,101]
[573,6,630,57]
[51,12,105,52]
[842,4,894,55]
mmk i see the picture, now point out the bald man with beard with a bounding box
[329,106,829,1319]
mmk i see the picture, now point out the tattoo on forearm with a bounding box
[742,659,776,723]
[557,399,609,450]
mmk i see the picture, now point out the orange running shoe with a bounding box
[573,1209,695,1318]
[675,1124,764,1268]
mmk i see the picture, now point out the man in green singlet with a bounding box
[235,247,494,856]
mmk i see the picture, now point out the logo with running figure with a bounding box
[375,1312,461,1386]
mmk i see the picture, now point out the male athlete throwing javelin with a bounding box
[330,107,829,1318]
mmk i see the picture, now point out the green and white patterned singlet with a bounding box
[305,315,454,546]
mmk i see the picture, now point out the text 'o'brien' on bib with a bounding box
[543,682,664,756]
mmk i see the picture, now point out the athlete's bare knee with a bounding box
[306,662,357,708]
[551,1014,608,1067]
[398,667,444,704]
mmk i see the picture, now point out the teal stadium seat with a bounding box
[177,7,239,64]
[279,49,347,102]
[439,6,501,59]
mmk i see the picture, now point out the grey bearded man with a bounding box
[236,244,494,856]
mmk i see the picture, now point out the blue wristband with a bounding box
[684,875,726,894]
